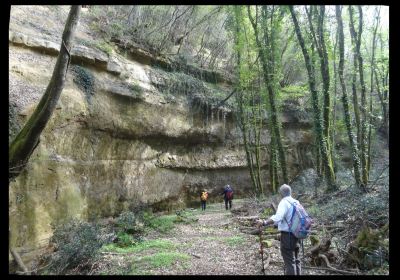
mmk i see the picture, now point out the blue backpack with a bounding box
[284,200,313,239]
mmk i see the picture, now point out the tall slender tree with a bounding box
[289,5,337,191]
[9,6,81,180]
[367,6,380,175]
[349,5,369,186]
[233,6,260,194]
[335,5,363,189]
[247,5,289,184]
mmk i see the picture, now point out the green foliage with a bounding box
[307,205,318,217]
[48,219,113,274]
[115,211,144,235]
[259,207,274,219]
[95,41,113,55]
[351,225,388,270]
[143,213,176,233]
[280,85,308,99]
[116,231,136,247]
[102,239,176,254]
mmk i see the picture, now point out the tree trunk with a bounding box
[348,9,362,152]
[9,6,81,180]
[349,6,369,186]
[331,19,338,168]
[368,7,380,175]
[248,5,288,184]
[335,5,363,189]
[233,6,258,194]
[289,6,337,191]
[316,6,332,163]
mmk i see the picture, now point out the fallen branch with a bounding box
[302,265,358,275]
[316,253,358,275]
[189,253,201,259]
[10,248,29,274]
[235,216,259,220]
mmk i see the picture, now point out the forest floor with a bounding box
[87,170,389,276]
[90,199,330,275]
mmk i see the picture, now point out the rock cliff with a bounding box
[9,6,315,258]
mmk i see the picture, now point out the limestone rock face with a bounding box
[8,6,314,257]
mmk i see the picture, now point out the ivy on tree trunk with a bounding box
[9,6,81,180]
[289,6,337,191]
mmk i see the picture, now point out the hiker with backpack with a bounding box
[200,190,209,211]
[256,184,312,275]
[221,184,233,210]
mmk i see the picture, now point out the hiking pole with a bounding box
[258,223,266,275]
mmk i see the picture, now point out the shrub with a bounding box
[115,211,144,235]
[48,219,113,274]
[115,232,136,248]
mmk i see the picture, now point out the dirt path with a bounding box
[94,199,290,275]
[93,199,330,275]
[151,201,274,275]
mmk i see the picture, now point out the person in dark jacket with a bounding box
[221,184,233,210]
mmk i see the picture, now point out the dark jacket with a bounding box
[221,186,233,200]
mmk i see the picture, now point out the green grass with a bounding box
[102,239,176,254]
[146,214,177,233]
[136,252,191,268]
[129,251,191,274]
[223,236,246,246]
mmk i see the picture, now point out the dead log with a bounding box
[235,216,259,220]
[241,228,262,235]
[10,248,29,274]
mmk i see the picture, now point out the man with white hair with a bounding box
[257,184,301,275]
